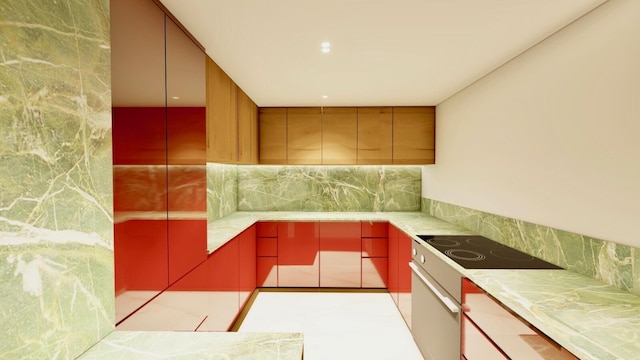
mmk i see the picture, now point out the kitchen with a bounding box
[1,0,640,359]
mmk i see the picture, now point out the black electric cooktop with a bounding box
[417,235,562,270]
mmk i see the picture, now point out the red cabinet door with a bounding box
[388,225,399,305]
[398,230,413,328]
[278,222,320,287]
[257,257,278,287]
[238,225,256,308]
[197,238,239,331]
[362,257,388,288]
[319,222,361,287]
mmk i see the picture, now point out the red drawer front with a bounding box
[362,238,388,257]
[361,221,388,238]
[257,221,278,237]
[257,237,278,257]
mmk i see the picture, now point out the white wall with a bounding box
[423,0,640,247]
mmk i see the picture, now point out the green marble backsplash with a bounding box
[207,163,238,221]
[423,198,640,296]
[0,1,114,359]
[237,166,421,212]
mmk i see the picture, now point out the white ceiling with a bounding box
[159,0,607,107]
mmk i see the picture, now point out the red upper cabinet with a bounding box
[319,222,362,288]
[277,222,320,287]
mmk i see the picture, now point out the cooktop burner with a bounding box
[416,235,562,270]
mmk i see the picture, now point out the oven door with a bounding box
[410,262,461,360]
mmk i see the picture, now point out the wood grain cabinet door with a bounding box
[357,107,393,164]
[259,108,287,164]
[287,107,322,165]
[206,57,237,162]
[322,107,357,164]
[237,88,258,164]
[392,106,435,164]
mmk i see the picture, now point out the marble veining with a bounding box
[0,1,114,359]
[424,198,640,296]
[467,270,640,360]
[78,331,304,360]
[237,165,421,212]
[206,163,237,222]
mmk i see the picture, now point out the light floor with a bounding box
[238,291,424,360]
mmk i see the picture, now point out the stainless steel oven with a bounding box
[410,239,463,360]
[411,234,563,360]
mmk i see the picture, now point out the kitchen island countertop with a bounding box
[79,331,304,360]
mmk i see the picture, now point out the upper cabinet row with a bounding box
[259,106,435,165]
[206,57,259,164]
[205,60,435,165]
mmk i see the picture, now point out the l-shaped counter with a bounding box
[82,211,640,359]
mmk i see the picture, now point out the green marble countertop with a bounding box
[207,211,640,360]
[207,211,472,253]
[79,331,303,360]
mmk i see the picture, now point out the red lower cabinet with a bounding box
[397,230,413,328]
[361,222,389,289]
[319,222,361,287]
[388,224,412,328]
[238,225,256,309]
[277,222,320,287]
[197,239,240,331]
[362,257,388,288]
[257,257,278,287]
[388,225,400,304]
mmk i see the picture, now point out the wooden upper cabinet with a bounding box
[287,107,322,165]
[357,107,393,165]
[322,107,357,165]
[238,88,258,164]
[256,106,435,165]
[259,108,287,164]
[206,57,237,162]
[392,106,435,164]
[206,56,258,164]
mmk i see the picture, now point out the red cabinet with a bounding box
[361,221,389,288]
[256,221,278,287]
[238,225,256,309]
[388,225,399,304]
[388,224,412,327]
[278,222,320,287]
[197,238,239,331]
[320,222,361,287]
[397,230,413,328]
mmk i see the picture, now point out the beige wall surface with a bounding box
[423,0,640,247]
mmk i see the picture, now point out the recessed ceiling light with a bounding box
[322,95,328,99]
[321,47,330,53]
[171,96,180,100]
[321,42,331,48]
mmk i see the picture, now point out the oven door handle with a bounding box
[409,262,459,314]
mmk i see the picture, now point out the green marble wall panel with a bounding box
[0,1,113,359]
[238,166,421,212]
[423,198,640,296]
[207,163,238,221]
